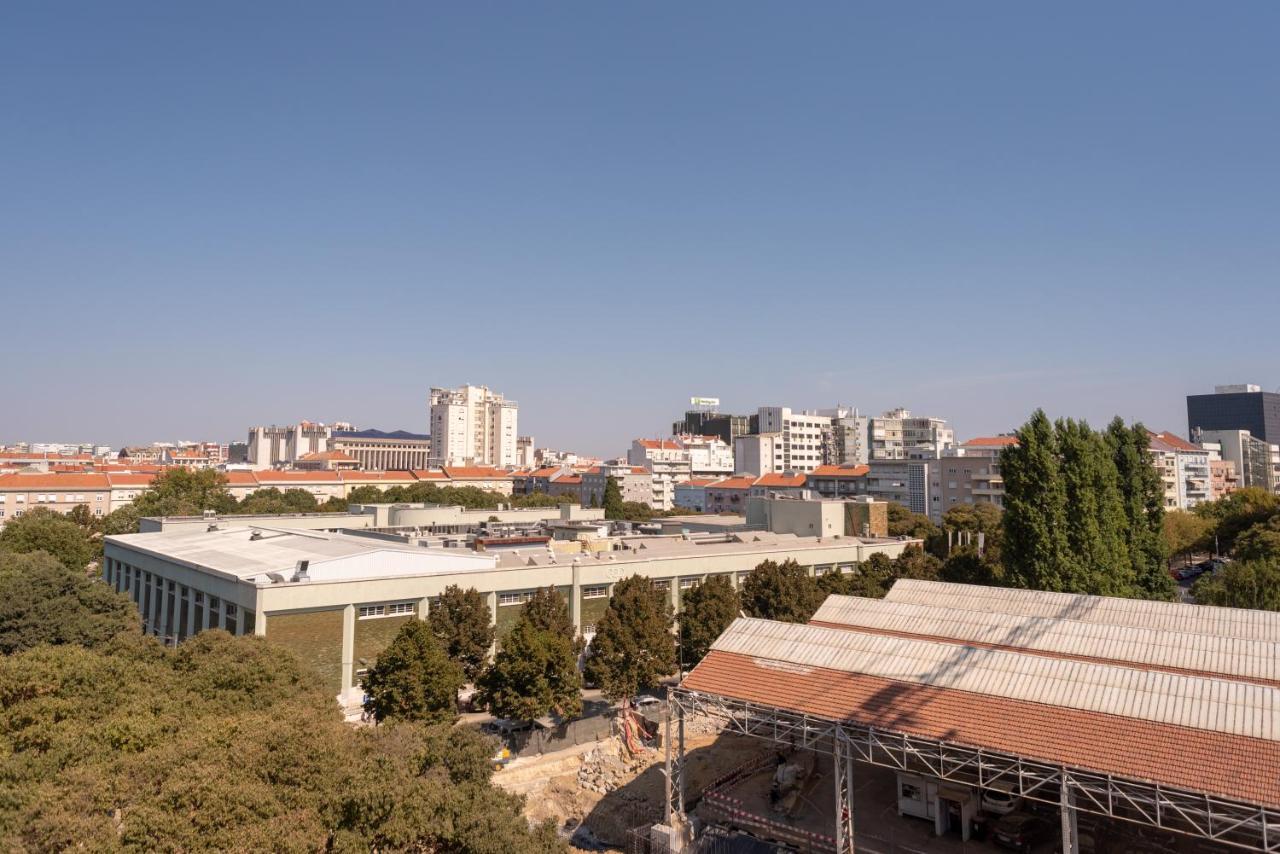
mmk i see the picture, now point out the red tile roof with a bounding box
[551,474,582,485]
[754,472,807,487]
[1149,430,1200,453]
[684,650,1280,809]
[107,474,156,487]
[707,476,758,491]
[298,451,357,462]
[635,439,682,450]
[0,473,111,490]
[809,464,870,478]
[408,469,450,480]
[963,436,1019,448]
[441,466,512,480]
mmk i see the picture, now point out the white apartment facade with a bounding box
[753,407,832,474]
[429,385,518,468]
[869,408,954,460]
[1147,431,1212,510]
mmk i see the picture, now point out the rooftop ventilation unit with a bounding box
[265,572,287,584]
[291,560,310,582]
[249,530,263,541]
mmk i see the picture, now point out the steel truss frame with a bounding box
[669,687,1280,852]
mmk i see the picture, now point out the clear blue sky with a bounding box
[4,3,1279,455]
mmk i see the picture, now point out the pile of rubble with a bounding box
[575,744,651,795]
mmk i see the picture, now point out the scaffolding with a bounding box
[666,687,1280,853]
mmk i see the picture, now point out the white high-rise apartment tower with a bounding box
[429,384,519,467]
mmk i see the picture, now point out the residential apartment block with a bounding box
[429,384,518,467]
[1147,431,1211,510]
[1195,429,1280,494]
[868,408,954,460]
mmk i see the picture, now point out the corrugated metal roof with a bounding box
[811,595,1280,685]
[884,579,1280,643]
[707,618,1280,741]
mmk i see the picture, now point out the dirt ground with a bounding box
[493,717,771,851]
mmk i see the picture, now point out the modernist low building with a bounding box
[103,525,916,705]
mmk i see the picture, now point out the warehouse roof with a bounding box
[682,617,1280,808]
[884,579,1280,643]
[106,527,495,584]
[810,594,1280,686]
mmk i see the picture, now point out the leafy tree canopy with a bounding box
[1192,560,1280,611]
[0,550,140,654]
[477,612,582,722]
[678,575,739,668]
[362,620,465,724]
[739,558,823,622]
[602,476,625,520]
[584,575,675,699]
[0,631,562,853]
[0,507,96,572]
[131,468,237,517]
[429,585,496,682]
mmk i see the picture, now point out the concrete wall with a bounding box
[350,502,603,528]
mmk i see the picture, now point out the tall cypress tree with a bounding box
[1001,410,1073,591]
[1056,418,1132,595]
[1107,419,1174,600]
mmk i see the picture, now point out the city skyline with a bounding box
[6,4,1280,453]
[4,378,1269,457]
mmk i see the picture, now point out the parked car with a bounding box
[631,693,664,712]
[981,785,1024,816]
[993,811,1055,853]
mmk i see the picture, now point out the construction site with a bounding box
[497,581,1280,854]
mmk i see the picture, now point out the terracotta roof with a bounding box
[1149,430,1201,453]
[441,466,512,480]
[635,439,682,450]
[754,472,807,487]
[107,474,156,487]
[678,479,718,487]
[223,471,260,485]
[254,471,339,483]
[339,471,415,482]
[0,473,111,489]
[683,619,1280,808]
[809,464,870,478]
[407,469,449,481]
[962,436,1019,448]
[551,474,582,485]
[707,476,757,491]
[525,466,564,479]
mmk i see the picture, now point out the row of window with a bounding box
[358,602,415,619]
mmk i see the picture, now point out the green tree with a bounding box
[66,503,100,533]
[1192,560,1280,611]
[429,585,496,681]
[132,468,237,517]
[937,503,1004,564]
[0,507,96,572]
[1194,487,1279,554]
[346,485,386,504]
[100,504,141,535]
[739,558,823,622]
[362,620,465,724]
[0,551,140,654]
[602,476,625,520]
[620,501,656,522]
[584,575,676,699]
[1236,516,1280,564]
[519,586,577,638]
[1056,417,1132,596]
[476,612,582,721]
[1162,510,1213,567]
[511,491,577,508]
[1001,410,1074,592]
[886,502,939,542]
[0,633,563,853]
[1107,420,1173,600]
[678,575,739,668]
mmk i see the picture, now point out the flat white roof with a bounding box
[106,527,496,584]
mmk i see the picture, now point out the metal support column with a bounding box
[677,702,687,817]
[1061,779,1078,854]
[834,733,856,854]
